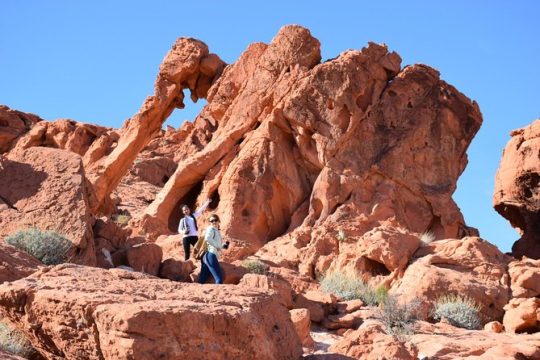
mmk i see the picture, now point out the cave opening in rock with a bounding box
[167,180,204,232]
[516,321,540,335]
[208,189,220,211]
[357,256,391,277]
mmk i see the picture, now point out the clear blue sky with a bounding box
[2,1,539,252]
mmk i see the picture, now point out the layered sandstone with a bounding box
[494,119,540,259]
[0,264,302,360]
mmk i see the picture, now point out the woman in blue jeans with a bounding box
[198,214,229,284]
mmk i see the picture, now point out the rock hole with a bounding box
[336,105,352,133]
[362,257,391,276]
[516,321,540,335]
[209,190,220,210]
[356,82,374,112]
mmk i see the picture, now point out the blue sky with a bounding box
[2,1,539,252]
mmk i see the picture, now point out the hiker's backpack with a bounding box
[193,236,207,260]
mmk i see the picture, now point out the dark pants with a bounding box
[198,252,223,284]
[182,236,198,261]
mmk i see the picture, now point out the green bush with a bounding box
[378,295,419,338]
[112,214,131,225]
[5,228,73,265]
[320,270,387,305]
[242,259,268,275]
[432,294,481,330]
[0,320,37,358]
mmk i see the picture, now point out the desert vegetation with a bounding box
[321,270,388,305]
[432,294,482,330]
[5,228,72,265]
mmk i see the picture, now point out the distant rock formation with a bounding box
[494,119,540,259]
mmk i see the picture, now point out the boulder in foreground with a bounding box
[0,264,302,360]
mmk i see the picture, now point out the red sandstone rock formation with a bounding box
[0,264,302,360]
[330,319,540,359]
[0,147,96,265]
[391,237,510,321]
[494,119,540,259]
[509,257,540,298]
[129,25,481,287]
[87,38,225,214]
[0,105,40,153]
[0,243,41,283]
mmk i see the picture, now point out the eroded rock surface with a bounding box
[494,119,540,259]
[0,242,41,283]
[127,25,482,288]
[0,264,302,360]
[0,147,96,265]
[390,237,511,321]
[87,38,225,214]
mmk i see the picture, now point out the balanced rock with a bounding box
[494,119,540,259]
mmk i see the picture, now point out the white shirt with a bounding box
[178,200,211,237]
[204,225,224,257]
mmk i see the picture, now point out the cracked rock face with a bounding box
[494,119,540,259]
[0,264,302,360]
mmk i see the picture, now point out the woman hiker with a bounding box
[178,199,211,261]
[198,214,230,284]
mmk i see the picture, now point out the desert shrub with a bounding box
[362,284,389,306]
[419,231,435,246]
[5,228,72,265]
[0,320,37,358]
[432,294,481,330]
[320,270,387,305]
[112,214,131,225]
[242,259,268,275]
[378,295,419,338]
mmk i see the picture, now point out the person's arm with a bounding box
[205,227,223,249]
[178,218,185,233]
[193,199,212,218]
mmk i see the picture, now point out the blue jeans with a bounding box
[198,252,223,284]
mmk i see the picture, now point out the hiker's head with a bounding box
[209,214,220,226]
[181,205,191,215]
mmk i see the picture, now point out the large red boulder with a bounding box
[0,147,96,265]
[0,242,41,283]
[0,264,302,360]
[390,237,511,321]
[0,105,40,153]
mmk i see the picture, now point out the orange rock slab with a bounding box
[0,264,302,360]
